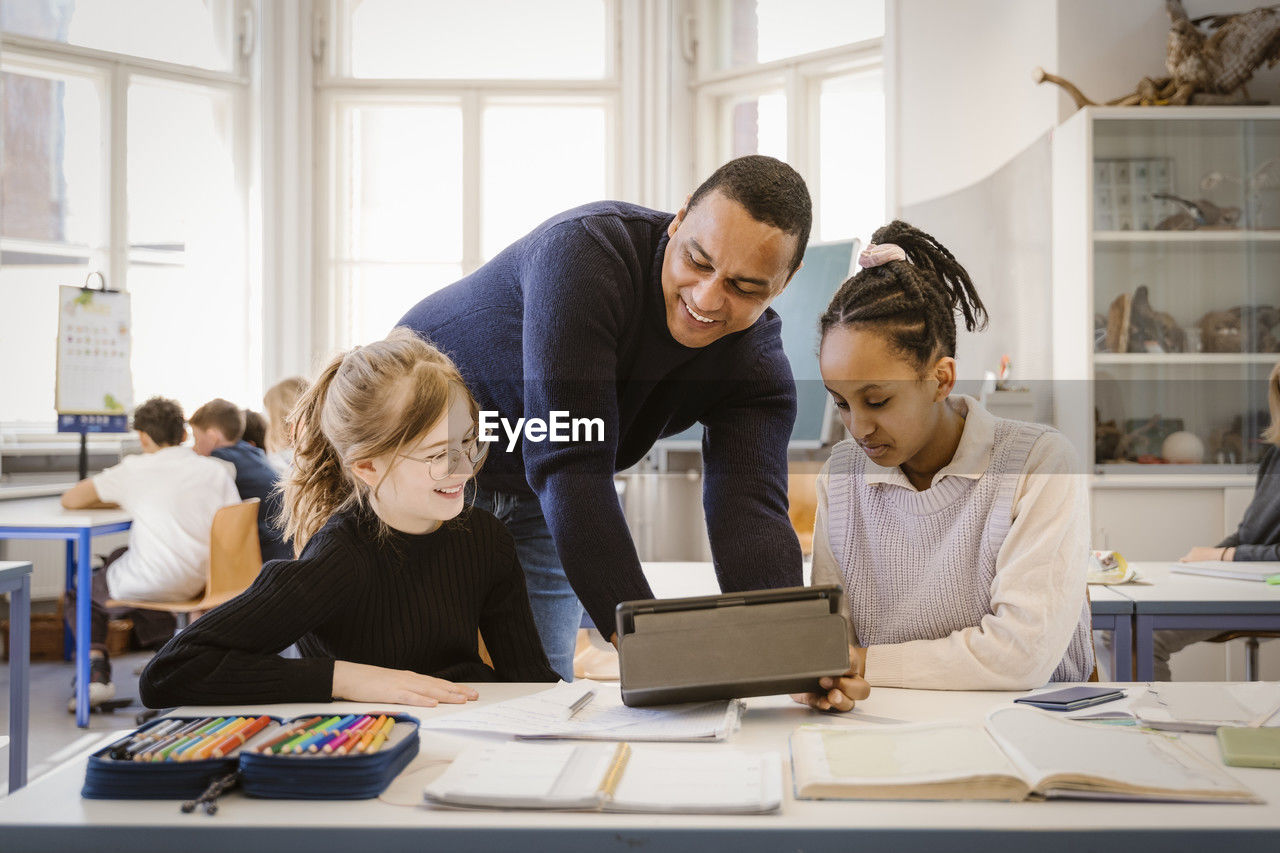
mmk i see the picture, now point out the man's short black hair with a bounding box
[686,154,812,273]
[131,396,186,447]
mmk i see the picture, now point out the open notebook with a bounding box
[424,742,782,814]
[791,706,1257,803]
[419,682,741,742]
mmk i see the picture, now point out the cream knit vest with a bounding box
[826,417,1093,683]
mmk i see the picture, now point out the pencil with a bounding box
[253,716,322,754]
[365,716,396,754]
[306,714,358,753]
[353,715,387,753]
[190,716,255,761]
[290,715,344,754]
[135,717,221,761]
[333,717,377,755]
[177,717,243,761]
[210,715,272,758]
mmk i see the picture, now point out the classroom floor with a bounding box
[0,649,156,792]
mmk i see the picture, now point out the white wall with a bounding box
[892,0,1280,209]
[890,0,1058,209]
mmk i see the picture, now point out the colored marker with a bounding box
[254,716,322,754]
[211,715,272,758]
[353,715,388,754]
[366,716,396,754]
[290,715,343,754]
[178,717,244,761]
[189,717,254,761]
[334,717,378,755]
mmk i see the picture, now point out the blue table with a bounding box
[0,499,131,727]
[1124,562,1280,681]
[1,560,32,791]
[1088,584,1134,681]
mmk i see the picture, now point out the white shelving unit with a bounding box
[1052,106,1280,559]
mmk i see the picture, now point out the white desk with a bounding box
[0,497,132,727]
[0,684,1276,851]
[1122,562,1280,681]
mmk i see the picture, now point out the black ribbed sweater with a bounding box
[139,505,559,707]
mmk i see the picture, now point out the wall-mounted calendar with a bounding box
[55,285,133,433]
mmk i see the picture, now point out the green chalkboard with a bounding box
[661,240,857,448]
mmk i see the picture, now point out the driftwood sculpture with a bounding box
[1036,0,1280,109]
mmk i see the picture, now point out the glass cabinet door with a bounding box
[1091,115,1280,471]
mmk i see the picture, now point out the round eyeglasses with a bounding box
[399,438,487,481]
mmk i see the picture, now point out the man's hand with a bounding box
[791,645,870,712]
[331,661,479,707]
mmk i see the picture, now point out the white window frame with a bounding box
[312,0,633,352]
[0,2,258,427]
[690,2,885,241]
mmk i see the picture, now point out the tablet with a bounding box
[615,585,851,707]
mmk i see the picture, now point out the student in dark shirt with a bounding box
[1149,362,1280,679]
[140,329,558,707]
[189,398,291,562]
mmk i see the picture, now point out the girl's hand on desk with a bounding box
[331,661,479,707]
[790,646,870,713]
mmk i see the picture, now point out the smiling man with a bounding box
[399,155,810,679]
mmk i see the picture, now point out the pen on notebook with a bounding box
[564,689,596,721]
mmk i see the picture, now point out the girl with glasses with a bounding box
[140,328,558,708]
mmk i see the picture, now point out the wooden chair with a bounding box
[107,499,264,630]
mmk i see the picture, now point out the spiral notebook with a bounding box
[424,741,782,813]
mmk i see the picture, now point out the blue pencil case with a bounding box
[82,713,419,801]
[239,713,420,800]
[82,715,284,800]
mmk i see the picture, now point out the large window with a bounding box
[695,0,885,243]
[320,0,619,348]
[0,0,254,424]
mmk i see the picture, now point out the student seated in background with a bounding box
[61,396,239,707]
[242,409,268,450]
[139,329,558,709]
[1142,362,1280,680]
[795,222,1094,713]
[263,376,307,474]
[189,398,291,562]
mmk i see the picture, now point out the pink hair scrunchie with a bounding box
[858,242,907,268]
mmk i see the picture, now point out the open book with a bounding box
[420,682,741,742]
[791,706,1257,803]
[424,742,781,813]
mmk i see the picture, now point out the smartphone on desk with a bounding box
[1013,686,1125,712]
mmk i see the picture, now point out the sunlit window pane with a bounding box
[348,0,608,79]
[714,0,882,70]
[1,68,104,248]
[1,0,235,71]
[818,72,883,242]
[340,262,462,346]
[339,104,463,263]
[481,102,607,259]
[127,79,248,410]
[721,91,786,162]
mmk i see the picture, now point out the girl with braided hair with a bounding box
[141,328,558,709]
[793,221,1093,712]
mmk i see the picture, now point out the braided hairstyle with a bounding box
[819,221,987,369]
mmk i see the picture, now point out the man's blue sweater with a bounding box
[399,201,802,630]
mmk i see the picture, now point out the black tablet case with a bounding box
[616,585,851,707]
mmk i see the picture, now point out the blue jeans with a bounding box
[470,485,581,681]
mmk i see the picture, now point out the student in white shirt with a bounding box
[61,396,239,707]
[794,221,1094,713]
